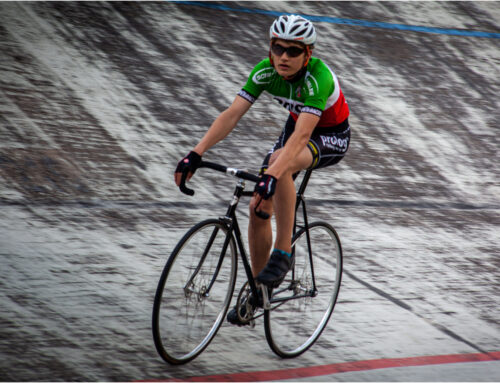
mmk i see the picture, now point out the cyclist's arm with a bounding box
[265,112,320,179]
[193,95,252,156]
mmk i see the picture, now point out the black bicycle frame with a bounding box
[185,162,318,303]
[220,179,261,299]
[188,178,257,298]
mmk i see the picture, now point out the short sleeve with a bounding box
[239,58,276,103]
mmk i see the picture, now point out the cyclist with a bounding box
[175,14,350,325]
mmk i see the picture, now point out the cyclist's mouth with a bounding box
[278,64,290,70]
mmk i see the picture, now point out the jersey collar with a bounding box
[284,66,307,83]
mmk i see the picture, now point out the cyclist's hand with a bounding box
[174,151,202,186]
[254,174,277,200]
[253,174,277,220]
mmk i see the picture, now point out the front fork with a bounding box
[183,179,247,298]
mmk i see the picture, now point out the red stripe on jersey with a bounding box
[291,89,349,127]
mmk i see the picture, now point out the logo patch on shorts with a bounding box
[320,135,348,152]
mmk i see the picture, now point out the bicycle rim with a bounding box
[264,221,342,358]
[152,219,237,364]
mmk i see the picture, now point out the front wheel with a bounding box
[264,221,342,358]
[152,219,237,365]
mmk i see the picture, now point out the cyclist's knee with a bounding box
[268,150,281,167]
[267,148,312,176]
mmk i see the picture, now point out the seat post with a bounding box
[293,169,313,236]
[297,169,313,198]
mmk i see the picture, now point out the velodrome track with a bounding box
[0,1,499,381]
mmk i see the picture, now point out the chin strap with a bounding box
[268,41,275,67]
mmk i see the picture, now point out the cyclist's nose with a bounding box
[281,52,290,60]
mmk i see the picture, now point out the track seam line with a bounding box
[344,270,488,354]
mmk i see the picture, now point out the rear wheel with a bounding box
[152,219,237,364]
[264,221,342,358]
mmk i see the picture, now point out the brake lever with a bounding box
[254,207,270,220]
[254,196,271,220]
[179,168,195,196]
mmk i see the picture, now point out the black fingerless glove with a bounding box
[175,151,202,175]
[254,174,277,200]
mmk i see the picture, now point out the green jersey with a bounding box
[238,57,349,127]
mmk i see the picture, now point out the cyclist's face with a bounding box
[271,39,309,79]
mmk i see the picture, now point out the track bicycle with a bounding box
[152,161,343,364]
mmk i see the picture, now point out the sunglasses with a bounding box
[271,43,305,58]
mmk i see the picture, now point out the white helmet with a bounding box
[270,15,317,46]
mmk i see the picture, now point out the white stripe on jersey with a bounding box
[324,64,341,109]
[304,64,340,110]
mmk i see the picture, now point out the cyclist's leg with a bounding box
[250,147,312,288]
[272,148,312,253]
[271,119,351,251]
[248,119,293,277]
[248,197,273,277]
[255,120,350,287]
[248,146,309,277]
[272,121,350,250]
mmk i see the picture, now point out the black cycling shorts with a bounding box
[260,115,350,174]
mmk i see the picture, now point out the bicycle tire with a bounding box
[152,219,237,365]
[264,221,342,358]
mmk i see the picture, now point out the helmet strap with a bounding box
[268,42,275,67]
[303,46,312,67]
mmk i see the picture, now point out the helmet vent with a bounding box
[269,14,317,46]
